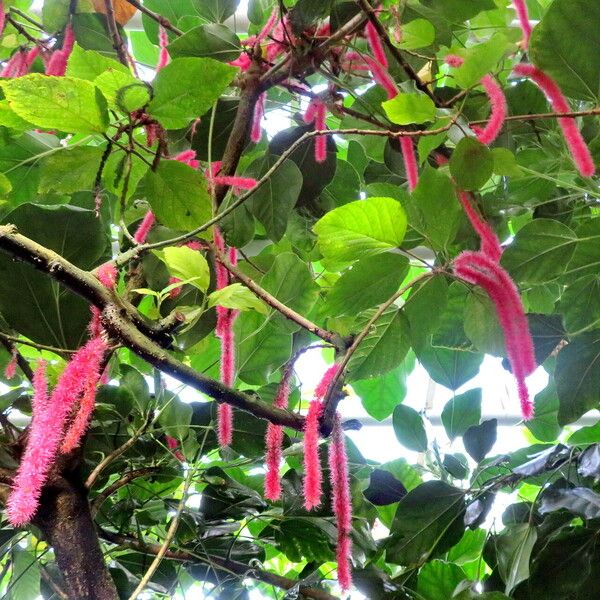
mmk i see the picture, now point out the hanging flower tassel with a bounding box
[251,92,266,143]
[511,0,533,49]
[513,64,595,177]
[45,23,75,76]
[4,347,17,380]
[328,413,353,593]
[304,98,328,163]
[476,75,507,145]
[400,137,419,191]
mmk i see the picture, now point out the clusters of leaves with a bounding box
[0,0,599,598]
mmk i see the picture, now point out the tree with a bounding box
[0,0,598,598]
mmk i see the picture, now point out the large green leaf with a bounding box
[168,23,241,62]
[155,245,210,293]
[556,333,600,425]
[417,346,483,390]
[140,160,212,231]
[525,383,561,442]
[39,145,105,194]
[313,197,407,268]
[501,219,577,284]
[66,44,130,80]
[325,253,409,317]
[393,404,428,452]
[347,308,411,381]
[382,93,437,125]
[417,559,467,600]
[1,75,109,134]
[449,138,493,191]
[441,388,482,441]
[245,156,303,242]
[148,57,236,128]
[529,0,600,100]
[496,524,537,595]
[387,481,466,566]
[0,204,108,347]
[558,275,600,334]
[8,549,40,600]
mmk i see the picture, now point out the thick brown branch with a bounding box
[100,529,338,600]
[103,0,129,66]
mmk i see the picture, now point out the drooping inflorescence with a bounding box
[476,75,507,145]
[304,98,328,163]
[400,137,419,191]
[513,64,595,177]
[511,0,533,49]
[45,23,74,77]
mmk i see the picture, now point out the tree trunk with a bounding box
[33,475,118,600]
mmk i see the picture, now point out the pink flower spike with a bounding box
[364,57,398,99]
[157,25,170,71]
[315,364,341,400]
[365,21,388,68]
[303,399,324,510]
[217,402,233,447]
[314,101,328,163]
[185,240,204,251]
[456,190,503,262]
[96,262,118,289]
[7,337,108,526]
[4,348,17,380]
[168,276,183,298]
[444,54,464,68]
[476,75,507,145]
[133,211,156,244]
[212,175,258,192]
[328,414,352,592]
[400,137,419,191]
[1,51,25,78]
[0,3,5,38]
[251,92,266,144]
[256,7,279,44]
[304,99,319,124]
[229,52,252,71]
[45,50,69,77]
[513,64,595,177]
[31,360,49,414]
[174,149,199,169]
[511,0,533,49]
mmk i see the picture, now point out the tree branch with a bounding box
[102,0,129,66]
[123,0,182,35]
[100,529,338,600]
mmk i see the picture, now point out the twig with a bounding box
[9,7,45,31]
[39,564,69,600]
[214,246,344,348]
[0,331,76,355]
[470,107,600,125]
[0,336,33,382]
[103,0,129,66]
[123,0,183,36]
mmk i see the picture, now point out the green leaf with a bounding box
[208,283,268,314]
[158,393,192,440]
[72,13,120,57]
[464,289,505,356]
[491,147,523,178]
[347,308,411,381]
[353,354,415,421]
[525,383,561,442]
[148,57,237,128]
[556,333,600,425]
[501,219,577,284]
[452,34,508,89]
[39,145,105,194]
[42,0,70,31]
[404,274,448,348]
[196,0,240,23]
[387,481,465,566]
[393,404,428,452]
[245,156,303,242]
[66,44,130,80]
[417,346,483,390]
[325,253,409,317]
[155,246,210,292]
[463,419,497,463]
[168,23,242,62]
[564,217,600,281]
[9,549,40,600]
[529,0,600,101]
[0,204,107,348]
[1,75,109,134]
[313,197,407,268]
[94,71,150,113]
[407,167,461,250]
[417,559,466,600]
[558,275,600,334]
[496,524,537,595]
[449,137,493,191]
[399,19,435,51]
[140,160,212,230]
[382,93,437,125]
[441,388,482,441]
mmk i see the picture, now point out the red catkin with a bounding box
[7,338,107,525]
[157,25,170,71]
[46,23,74,76]
[4,348,17,380]
[476,75,507,145]
[444,54,464,68]
[364,56,398,99]
[513,64,595,177]
[96,262,118,289]
[303,398,324,510]
[0,3,5,38]
[400,137,419,191]
[365,20,388,68]
[328,414,353,592]
[304,99,328,163]
[511,0,533,49]
[264,373,291,500]
[133,211,156,244]
[166,435,185,461]
[251,92,266,143]
[173,149,199,169]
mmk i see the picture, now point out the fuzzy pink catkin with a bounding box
[31,360,48,414]
[264,374,291,500]
[365,21,388,68]
[251,92,266,143]
[174,149,199,169]
[46,24,75,76]
[456,190,503,262]
[303,399,324,510]
[400,137,419,191]
[1,51,25,78]
[133,211,156,244]
[96,263,118,289]
[314,101,328,163]
[4,348,17,380]
[328,414,352,592]
[0,3,5,38]
[7,337,107,525]
[364,56,398,99]
[444,54,464,68]
[314,364,341,399]
[511,0,533,49]
[513,64,595,177]
[476,75,507,145]
[157,25,170,71]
